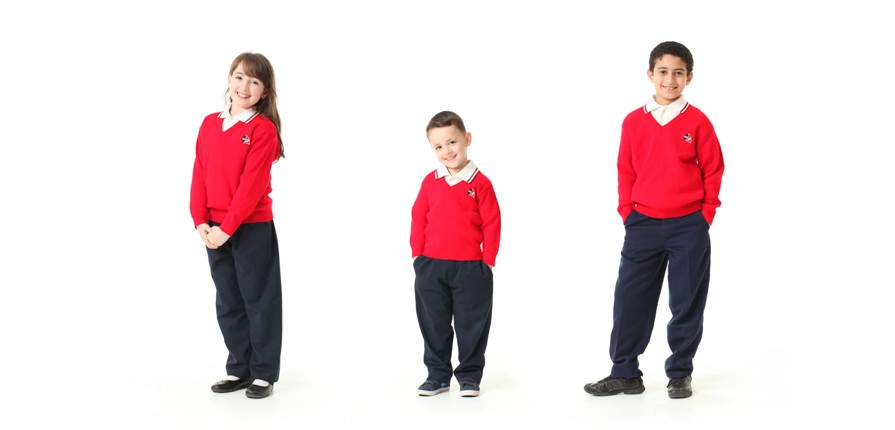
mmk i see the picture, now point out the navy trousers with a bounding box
[206,221,283,383]
[609,210,710,379]
[414,256,493,384]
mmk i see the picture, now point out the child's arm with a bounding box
[617,121,636,222]
[478,183,501,267]
[218,121,280,236]
[190,131,210,229]
[410,178,429,258]
[697,123,724,225]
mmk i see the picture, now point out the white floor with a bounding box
[4,253,822,429]
[7,349,810,430]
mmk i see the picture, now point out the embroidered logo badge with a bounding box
[683,133,692,144]
[467,189,476,198]
[242,135,251,144]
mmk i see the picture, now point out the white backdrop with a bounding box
[1,1,890,428]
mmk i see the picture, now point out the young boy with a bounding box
[584,41,724,399]
[410,111,501,398]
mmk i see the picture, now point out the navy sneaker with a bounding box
[459,379,480,397]
[417,380,449,396]
[584,376,645,396]
[667,375,692,399]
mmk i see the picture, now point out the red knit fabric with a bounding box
[411,170,501,266]
[190,113,279,235]
[618,104,724,224]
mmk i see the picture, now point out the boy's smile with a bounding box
[427,125,472,176]
[649,54,692,105]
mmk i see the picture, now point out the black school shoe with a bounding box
[211,378,252,393]
[584,376,645,396]
[246,383,273,399]
[667,375,692,399]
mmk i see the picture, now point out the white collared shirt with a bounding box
[435,160,479,187]
[645,95,688,126]
[218,104,258,131]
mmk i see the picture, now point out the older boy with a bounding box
[584,41,724,399]
[411,111,501,397]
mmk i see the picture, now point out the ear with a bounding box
[465,132,472,146]
[686,72,693,85]
[647,68,654,80]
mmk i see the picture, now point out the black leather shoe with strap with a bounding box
[667,375,692,399]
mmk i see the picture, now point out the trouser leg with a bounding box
[452,260,493,383]
[664,211,711,378]
[609,211,666,378]
[207,221,282,382]
[414,256,454,383]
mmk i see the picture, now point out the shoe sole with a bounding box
[585,386,645,396]
[460,390,480,397]
[211,383,253,393]
[417,387,449,396]
[668,390,692,399]
[246,387,273,399]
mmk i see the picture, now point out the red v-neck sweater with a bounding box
[410,170,502,266]
[618,104,724,224]
[190,112,279,235]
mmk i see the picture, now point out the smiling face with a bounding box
[427,125,471,176]
[228,62,266,116]
[648,54,692,105]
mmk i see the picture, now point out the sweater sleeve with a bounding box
[410,176,429,257]
[219,120,279,235]
[617,117,636,223]
[478,182,501,266]
[189,124,210,228]
[697,120,724,225]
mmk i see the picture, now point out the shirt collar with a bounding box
[435,160,479,185]
[218,104,257,122]
[645,95,688,113]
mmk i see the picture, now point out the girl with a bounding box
[189,52,285,399]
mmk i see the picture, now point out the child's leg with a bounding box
[207,231,252,380]
[452,260,493,383]
[664,211,711,378]
[229,221,283,384]
[414,256,455,383]
[609,211,667,378]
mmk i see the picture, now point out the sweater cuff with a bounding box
[701,207,716,225]
[219,220,238,236]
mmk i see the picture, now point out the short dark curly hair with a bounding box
[649,41,693,74]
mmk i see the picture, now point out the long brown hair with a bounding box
[226,52,285,160]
